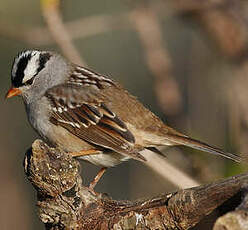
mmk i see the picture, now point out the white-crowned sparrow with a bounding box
[6,50,242,188]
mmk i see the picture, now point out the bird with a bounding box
[6,50,242,188]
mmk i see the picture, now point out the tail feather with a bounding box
[165,134,242,163]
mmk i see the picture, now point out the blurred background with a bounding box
[0,0,248,229]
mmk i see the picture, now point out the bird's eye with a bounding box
[24,78,34,85]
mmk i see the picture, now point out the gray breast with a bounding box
[24,96,52,143]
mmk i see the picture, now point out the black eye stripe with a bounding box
[24,78,34,86]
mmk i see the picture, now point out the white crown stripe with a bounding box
[22,51,40,83]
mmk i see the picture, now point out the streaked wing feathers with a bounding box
[46,83,145,161]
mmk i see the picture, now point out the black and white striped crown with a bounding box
[11,50,51,88]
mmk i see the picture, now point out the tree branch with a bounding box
[130,5,182,115]
[214,185,248,230]
[40,0,85,65]
[24,140,248,229]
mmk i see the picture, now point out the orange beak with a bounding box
[5,87,22,99]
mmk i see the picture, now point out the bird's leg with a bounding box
[70,149,101,157]
[70,150,106,190]
[89,167,107,190]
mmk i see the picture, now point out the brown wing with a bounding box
[46,83,145,161]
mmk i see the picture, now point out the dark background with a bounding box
[0,0,246,229]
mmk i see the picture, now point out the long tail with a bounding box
[165,134,242,163]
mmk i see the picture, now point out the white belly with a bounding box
[79,153,130,167]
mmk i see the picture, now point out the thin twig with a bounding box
[0,2,169,46]
[130,6,182,115]
[40,0,85,65]
[142,149,199,188]
[0,14,129,46]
